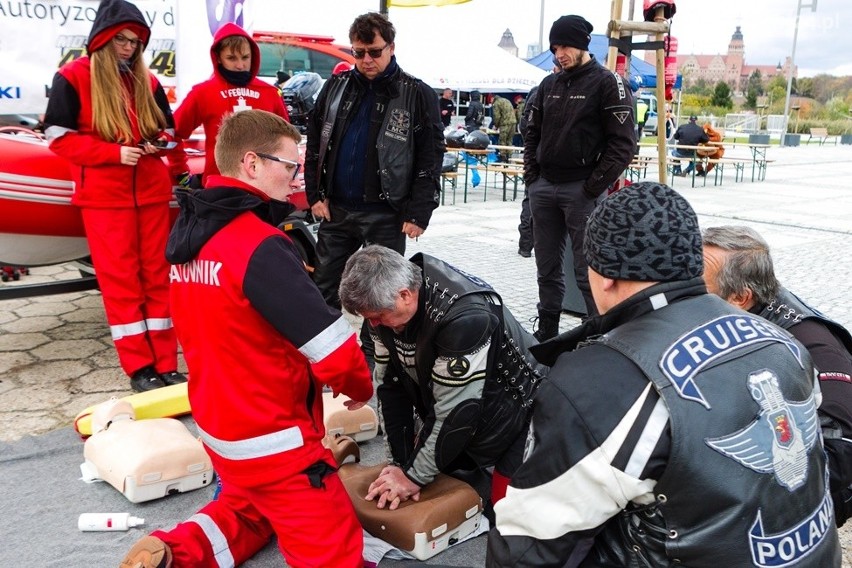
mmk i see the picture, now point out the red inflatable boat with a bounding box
[0,127,312,269]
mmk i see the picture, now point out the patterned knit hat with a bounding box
[584,182,703,282]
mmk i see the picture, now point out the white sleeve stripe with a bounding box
[495,382,665,541]
[299,315,353,363]
[44,125,74,142]
[624,394,669,479]
[494,445,657,539]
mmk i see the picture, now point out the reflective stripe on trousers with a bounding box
[188,513,236,568]
[110,317,173,340]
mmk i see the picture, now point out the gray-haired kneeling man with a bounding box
[339,245,546,517]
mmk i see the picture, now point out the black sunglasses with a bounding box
[256,152,301,179]
[351,43,390,60]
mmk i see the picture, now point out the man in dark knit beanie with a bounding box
[487,180,841,565]
[524,13,635,340]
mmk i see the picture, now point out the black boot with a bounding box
[533,310,560,342]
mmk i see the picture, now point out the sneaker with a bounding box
[130,366,166,393]
[119,535,172,568]
[518,249,532,258]
[159,371,187,386]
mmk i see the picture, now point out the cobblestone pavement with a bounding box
[1,144,851,561]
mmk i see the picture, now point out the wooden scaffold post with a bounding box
[608,1,672,184]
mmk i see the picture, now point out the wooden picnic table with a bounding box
[638,141,773,183]
[446,147,495,202]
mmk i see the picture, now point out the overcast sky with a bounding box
[272,0,849,77]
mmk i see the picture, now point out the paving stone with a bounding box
[0,377,17,397]
[61,307,107,324]
[0,332,50,352]
[71,293,106,310]
[13,302,76,317]
[0,350,33,374]
[73,368,133,395]
[87,345,122,370]
[0,298,31,311]
[2,315,64,334]
[30,339,108,361]
[0,413,63,443]
[0,310,19,325]
[12,360,91,386]
[44,322,109,341]
[0,385,71,412]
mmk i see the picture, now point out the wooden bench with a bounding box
[440,172,458,205]
[626,155,652,181]
[759,159,775,180]
[704,157,750,184]
[487,162,524,201]
[807,128,837,146]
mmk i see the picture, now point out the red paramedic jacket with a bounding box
[166,177,372,485]
[44,57,178,208]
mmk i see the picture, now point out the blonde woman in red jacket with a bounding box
[44,0,185,392]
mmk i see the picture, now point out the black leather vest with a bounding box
[316,70,419,210]
[377,253,544,463]
[759,286,852,354]
[584,294,840,568]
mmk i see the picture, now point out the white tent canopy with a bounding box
[394,38,548,93]
[391,11,548,93]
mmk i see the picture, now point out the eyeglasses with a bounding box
[351,43,390,60]
[113,34,142,49]
[256,152,301,179]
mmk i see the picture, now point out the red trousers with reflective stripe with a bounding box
[81,204,177,376]
[153,468,363,567]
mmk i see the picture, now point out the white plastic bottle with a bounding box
[78,513,145,532]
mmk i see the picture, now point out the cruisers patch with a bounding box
[706,370,819,491]
[660,314,804,408]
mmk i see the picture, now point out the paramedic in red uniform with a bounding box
[119,110,373,568]
[43,0,185,392]
[168,22,289,186]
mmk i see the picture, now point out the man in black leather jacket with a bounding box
[524,15,635,339]
[304,12,444,311]
[703,224,852,527]
[339,245,545,513]
[487,182,840,567]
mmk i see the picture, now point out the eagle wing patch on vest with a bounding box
[660,315,804,409]
[705,370,818,491]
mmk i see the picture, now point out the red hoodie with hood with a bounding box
[171,23,289,183]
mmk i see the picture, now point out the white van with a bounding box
[636,92,659,134]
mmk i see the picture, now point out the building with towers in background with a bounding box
[646,27,796,94]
